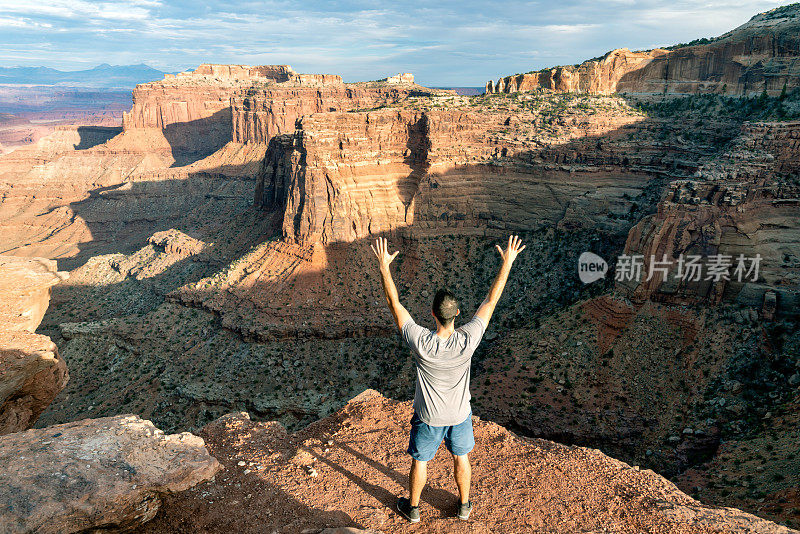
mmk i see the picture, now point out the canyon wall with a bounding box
[231,83,437,144]
[121,63,299,131]
[487,4,800,96]
[254,103,723,246]
[487,48,667,95]
[0,256,68,435]
[122,63,437,161]
[255,109,491,244]
[617,121,800,313]
[191,63,296,81]
[120,64,282,159]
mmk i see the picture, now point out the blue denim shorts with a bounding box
[407,411,474,461]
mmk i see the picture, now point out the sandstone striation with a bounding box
[616,121,800,312]
[144,390,797,533]
[122,63,324,159]
[231,79,440,144]
[0,256,68,435]
[0,414,221,533]
[487,4,800,96]
[124,63,437,157]
[255,102,659,246]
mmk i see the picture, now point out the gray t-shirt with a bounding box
[401,315,486,427]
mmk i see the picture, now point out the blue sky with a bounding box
[0,0,793,86]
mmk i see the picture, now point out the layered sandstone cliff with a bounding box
[120,64,284,159]
[0,256,68,435]
[231,83,433,144]
[121,64,300,132]
[616,121,800,313]
[123,63,437,159]
[254,101,667,246]
[487,4,800,96]
[254,88,751,248]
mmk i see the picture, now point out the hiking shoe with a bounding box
[397,497,420,523]
[458,500,472,520]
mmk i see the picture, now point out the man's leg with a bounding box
[409,458,427,507]
[444,412,475,519]
[453,453,471,504]
[401,413,443,521]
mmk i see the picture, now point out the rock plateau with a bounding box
[487,4,800,96]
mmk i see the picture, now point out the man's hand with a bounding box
[475,235,525,326]
[370,236,411,330]
[495,234,526,265]
[370,236,399,272]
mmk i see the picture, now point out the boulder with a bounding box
[0,414,221,533]
[0,256,69,435]
[0,331,66,436]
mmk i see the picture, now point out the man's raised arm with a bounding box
[371,236,412,330]
[474,235,525,326]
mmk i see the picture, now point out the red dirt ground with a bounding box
[144,390,797,533]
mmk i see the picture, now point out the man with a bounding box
[370,234,525,523]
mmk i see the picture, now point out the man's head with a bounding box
[431,288,460,327]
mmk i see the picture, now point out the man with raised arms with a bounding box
[370,235,525,522]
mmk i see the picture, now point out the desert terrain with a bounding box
[0,4,798,533]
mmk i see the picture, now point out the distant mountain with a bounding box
[0,64,175,89]
[432,86,485,96]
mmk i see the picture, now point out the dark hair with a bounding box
[432,288,459,325]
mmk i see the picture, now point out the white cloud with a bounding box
[0,0,154,20]
[0,15,52,28]
[0,0,794,85]
[542,24,600,33]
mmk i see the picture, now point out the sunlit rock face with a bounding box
[487,4,800,96]
[121,64,296,160]
[125,63,437,156]
[255,105,660,246]
[0,256,68,435]
[230,81,439,144]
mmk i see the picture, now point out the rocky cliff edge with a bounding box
[0,256,68,435]
[144,390,797,533]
